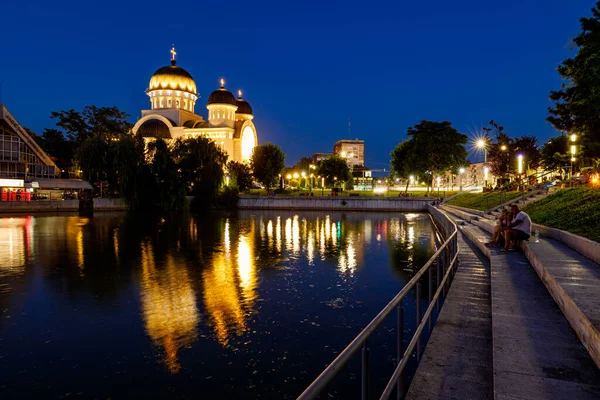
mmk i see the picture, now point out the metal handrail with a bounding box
[298,207,459,400]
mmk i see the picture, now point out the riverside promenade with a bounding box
[238,195,435,211]
[405,199,600,399]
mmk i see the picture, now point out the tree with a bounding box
[113,133,149,209]
[147,138,185,210]
[35,128,74,171]
[294,157,313,173]
[251,143,286,190]
[548,1,600,159]
[51,106,131,144]
[390,139,425,193]
[540,135,569,174]
[317,156,351,188]
[227,161,253,191]
[406,121,469,192]
[173,137,228,202]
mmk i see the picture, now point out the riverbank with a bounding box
[238,195,435,211]
[0,198,128,213]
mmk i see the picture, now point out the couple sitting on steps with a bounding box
[488,204,532,252]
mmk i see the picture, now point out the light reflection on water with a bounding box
[0,211,437,399]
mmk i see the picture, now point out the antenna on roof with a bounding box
[348,117,351,139]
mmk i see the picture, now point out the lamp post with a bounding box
[477,139,488,187]
[517,154,524,191]
[570,134,577,186]
[286,174,292,189]
[459,168,465,191]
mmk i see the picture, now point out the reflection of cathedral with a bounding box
[131,47,258,163]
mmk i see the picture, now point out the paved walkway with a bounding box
[490,248,600,399]
[409,206,600,399]
[406,232,493,400]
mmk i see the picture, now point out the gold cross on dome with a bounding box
[170,46,177,61]
[220,78,225,88]
[238,90,242,98]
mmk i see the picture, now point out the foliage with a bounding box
[484,121,541,179]
[547,2,600,159]
[404,121,469,191]
[147,138,185,211]
[33,128,74,171]
[76,135,114,185]
[173,137,228,202]
[317,156,351,187]
[523,187,600,242]
[227,161,253,191]
[217,186,240,210]
[251,142,286,190]
[446,191,525,211]
[113,133,149,209]
[294,156,313,172]
[540,135,569,173]
[51,106,131,144]
[390,139,425,193]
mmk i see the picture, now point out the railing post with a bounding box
[416,282,422,362]
[397,304,404,400]
[436,255,441,311]
[362,339,370,400]
[428,265,433,331]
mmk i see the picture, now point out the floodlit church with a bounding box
[132,47,258,163]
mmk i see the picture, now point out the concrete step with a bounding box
[447,215,600,398]
[489,249,600,399]
[520,236,600,368]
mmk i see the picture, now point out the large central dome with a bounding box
[148,62,197,94]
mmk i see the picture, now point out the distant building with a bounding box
[131,47,258,163]
[0,104,59,181]
[333,139,364,168]
[311,152,333,164]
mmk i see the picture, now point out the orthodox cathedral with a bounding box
[132,47,258,163]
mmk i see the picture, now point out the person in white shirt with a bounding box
[502,204,532,251]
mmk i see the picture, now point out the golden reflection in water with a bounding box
[276,216,282,252]
[139,241,199,374]
[203,219,257,348]
[0,217,33,276]
[113,228,119,264]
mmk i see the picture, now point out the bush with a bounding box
[216,187,240,210]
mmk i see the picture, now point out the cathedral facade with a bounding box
[132,48,258,163]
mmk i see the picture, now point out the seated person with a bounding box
[489,209,509,247]
[502,205,532,252]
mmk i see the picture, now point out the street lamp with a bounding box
[459,168,465,191]
[483,166,489,190]
[286,174,292,188]
[570,134,577,185]
[517,154,524,191]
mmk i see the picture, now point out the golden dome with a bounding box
[148,63,197,94]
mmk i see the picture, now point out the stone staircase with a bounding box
[440,203,600,399]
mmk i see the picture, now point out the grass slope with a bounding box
[445,191,524,211]
[523,187,600,243]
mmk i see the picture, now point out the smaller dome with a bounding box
[137,119,172,139]
[207,79,237,106]
[236,91,253,115]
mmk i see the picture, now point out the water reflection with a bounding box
[139,241,199,373]
[202,217,257,347]
[1,210,437,395]
[0,217,33,282]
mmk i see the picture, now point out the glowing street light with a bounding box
[500,144,507,151]
[483,166,489,188]
[459,168,465,191]
[517,154,524,191]
[570,134,577,185]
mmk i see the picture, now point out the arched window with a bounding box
[176,100,180,108]
[168,98,172,107]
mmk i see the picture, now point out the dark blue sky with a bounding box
[0,0,592,167]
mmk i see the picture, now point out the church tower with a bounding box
[207,79,238,129]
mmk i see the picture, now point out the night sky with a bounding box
[0,0,592,167]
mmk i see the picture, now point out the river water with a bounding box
[0,210,439,399]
